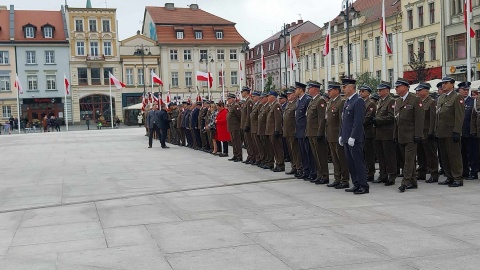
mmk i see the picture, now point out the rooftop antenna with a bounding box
[298,14,302,20]
[104,0,108,8]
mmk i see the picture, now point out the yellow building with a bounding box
[0,6,18,121]
[65,1,122,123]
[298,0,402,86]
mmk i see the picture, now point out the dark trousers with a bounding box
[417,139,439,178]
[270,135,285,168]
[329,141,350,183]
[374,139,397,179]
[398,142,417,186]
[180,128,186,146]
[254,134,264,163]
[309,138,328,179]
[286,136,301,171]
[461,137,479,176]
[344,142,368,189]
[262,135,274,166]
[364,138,376,179]
[231,130,242,159]
[194,129,202,148]
[283,137,290,161]
[160,128,168,147]
[200,129,208,149]
[298,137,314,177]
[438,137,463,182]
[185,129,193,146]
[245,131,255,161]
[218,141,229,154]
[148,124,159,147]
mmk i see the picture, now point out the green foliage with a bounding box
[355,72,382,93]
[264,75,274,93]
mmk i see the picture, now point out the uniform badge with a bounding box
[460,100,464,104]
[391,105,395,108]
[321,104,325,107]
[370,107,373,111]
[419,103,422,107]
[277,108,280,110]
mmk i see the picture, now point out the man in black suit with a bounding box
[339,78,368,194]
[458,82,479,179]
[294,82,314,180]
[191,102,202,150]
[147,104,160,148]
[159,103,171,148]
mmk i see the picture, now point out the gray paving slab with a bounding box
[103,225,156,248]
[20,203,98,228]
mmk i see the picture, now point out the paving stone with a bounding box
[104,225,156,247]
[407,251,480,270]
[0,258,56,270]
[0,229,16,256]
[0,211,24,230]
[21,203,98,228]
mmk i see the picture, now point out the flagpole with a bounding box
[16,82,21,134]
[261,46,265,92]
[64,74,69,131]
[222,60,225,100]
[109,73,114,129]
[290,35,294,85]
[467,0,472,93]
[381,0,387,81]
[239,60,242,90]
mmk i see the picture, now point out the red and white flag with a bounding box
[109,72,126,89]
[151,71,163,86]
[166,89,171,103]
[14,73,23,94]
[196,94,202,102]
[218,71,225,86]
[381,0,393,54]
[141,93,147,111]
[196,71,213,88]
[64,74,70,94]
[323,22,331,56]
[261,45,266,78]
[239,61,243,81]
[465,0,475,38]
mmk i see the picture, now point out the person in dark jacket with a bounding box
[158,104,171,148]
[458,82,479,179]
[147,105,160,148]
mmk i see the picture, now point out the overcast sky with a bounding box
[10,0,344,46]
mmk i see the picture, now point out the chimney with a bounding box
[297,19,303,24]
[137,30,141,35]
[0,5,7,10]
[189,4,199,10]
[291,22,297,27]
[286,24,291,29]
[165,3,175,10]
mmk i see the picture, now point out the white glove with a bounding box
[348,137,355,146]
[338,136,343,146]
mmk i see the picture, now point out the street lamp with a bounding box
[340,0,356,78]
[199,53,214,100]
[134,44,150,97]
[279,24,290,88]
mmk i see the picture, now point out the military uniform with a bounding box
[250,93,263,165]
[393,79,425,191]
[460,88,479,179]
[241,93,255,163]
[435,77,465,187]
[326,93,350,186]
[258,97,272,168]
[283,95,301,175]
[295,83,314,179]
[306,92,328,183]
[265,94,285,171]
[199,105,209,151]
[170,106,180,145]
[177,105,186,146]
[363,94,377,181]
[227,95,243,161]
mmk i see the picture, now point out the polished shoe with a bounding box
[284,158,291,162]
[439,168,445,175]
[285,169,297,175]
[228,157,236,161]
[273,167,285,172]
[233,158,243,162]
[294,172,302,178]
[242,160,250,164]
[263,165,274,170]
[303,175,311,181]
[218,153,228,157]
[465,174,478,180]
[373,178,386,184]
[448,181,463,187]
[405,184,418,189]
[398,185,406,192]
[335,182,350,189]
[307,175,317,181]
[257,163,264,168]
[417,175,427,180]
[354,186,369,194]
[438,179,453,185]
[384,180,395,186]
[366,177,374,182]
[326,181,340,187]
[425,176,438,183]
[161,146,170,149]
[148,146,152,148]
[315,178,329,185]
[251,162,258,166]
[345,186,358,192]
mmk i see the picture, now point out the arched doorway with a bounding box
[79,94,115,121]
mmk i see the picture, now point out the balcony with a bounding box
[86,54,106,61]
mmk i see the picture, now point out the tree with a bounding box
[264,75,274,93]
[355,72,381,93]
[407,51,431,84]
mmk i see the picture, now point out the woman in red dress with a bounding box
[215,101,231,157]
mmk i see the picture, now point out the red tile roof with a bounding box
[146,6,234,25]
[0,10,10,41]
[14,10,67,42]
[155,25,246,45]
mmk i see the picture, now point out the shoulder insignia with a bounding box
[321,104,325,107]
[419,103,423,107]
[370,107,373,111]
[460,100,464,104]
[277,107,280,110]
[391,105,395,108]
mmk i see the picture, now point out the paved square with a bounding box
[1,128,480,269]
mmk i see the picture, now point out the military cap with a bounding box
[168,102,176,107]
[415,82,431,91]
[216,101,225,106]
[279,93,287,99]
[321,93,330,99]
[359,84,373,93]
[261,92,268,97]
[341,78,356,86]
[226,93,236,99]
[182,101,188,104]
[295,82,307,89]
[251,91,262,97]
[267,90,278,97]
[436,82,443,88]
[286,88,295,94]
[442,76,455,83]
[394,78,410,87]
[195,101,203,105]
[377,81,392,90]
[241,86,251,92]
[371,93,380,101]
[307,81,322,88]
[327,81,342,90]
[186,102,192,105]
[458,81,471,89]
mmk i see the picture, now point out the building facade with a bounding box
[0,6,17,121]
[65,3,122,123]
[142,3,247,100]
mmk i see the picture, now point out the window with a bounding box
[170,49,178,61]
[408,44,414,63]
[149,68,156,84]
[200,50,207,60]
[46,75,56,90]
[321,54,325,67]
[176,31,184,39]
[185,72,192,87]
[363,40,368,58]
[231,71,238,85]
[75,19,83,32]
[331,48,335,65]
[78,68,88,85]
[447,34,466,61]
[348,43,353,62]
[387,34,393,51]
[407,10,413,30]
[305,55,309,70]
[430,39,437,61]
[91,68,101,85]
[195,31,203,39]
[418,6,424,27]
[2,106,11,118]
[137,68,144,85]
[375,37,381,56]
[103,68,113,85]
[90,41,99,56]
[418,41,425,62]
[451,0,463,15]
[0,76,10,91]
[45,51,55,64]
[126,68,133,85]
[76,41,85,55]
[25,27,35,38]
[171,72,179,87]
[388,69,394,83]
[103,41,112,56]
[339,46,344,63]
[102,20,110,32]
[313,53,317,69]
[376,70,381,79]
[216,31,223,39]
[89,19,97,32]
[0,51,9,64]
[268,43,271,51]
[272,42,275,50]
[26,51,36,64]
[229,49,237,60]
[27,75,38,90]
[429,3,435,24]
[184,49,192,61]
[43,27,53,38]
[217,49,225,60]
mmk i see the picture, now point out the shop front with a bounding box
[22,98,64,123]
[79,94,116,121]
